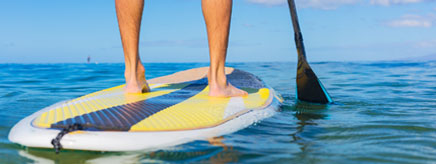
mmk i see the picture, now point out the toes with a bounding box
[237,89,248,96]
[125,81,150,94]
[241,90,248,96]
[142,85,150,92]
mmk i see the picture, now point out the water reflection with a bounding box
[288,102,329,152]
[19,137,240,163]
[17,102,332,164]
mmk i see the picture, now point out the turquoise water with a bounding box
[1,61,435,163]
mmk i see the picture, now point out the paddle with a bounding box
[287,0,333,104]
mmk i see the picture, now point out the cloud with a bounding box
[298,0,361,10]
[387,19,431,27]
[386,14,434,27]
[414,40,436,48]
[245,0,434,9]
[370,0,424,6]
[245,0,360,9]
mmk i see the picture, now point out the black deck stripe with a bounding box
[78,101,94,125]
[87,99,112,128]
[88,112,100,126]
[112,105,141,125]
[125,102,149,120]
[99,106,122,128]
[82,102,100,126]
[51,81,207,131]
[96,110,114,128]
[79,99,97,126]
[96,98,129,126]
[64,106,73,125]
[107,107,131,128]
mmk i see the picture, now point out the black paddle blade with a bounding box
[288,0,332,104]
[296,58,332,104]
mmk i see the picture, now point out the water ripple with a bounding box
[1,61,435,163]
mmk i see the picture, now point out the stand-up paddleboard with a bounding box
[9,67,282,152]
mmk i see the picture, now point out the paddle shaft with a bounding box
[287,0,307,60]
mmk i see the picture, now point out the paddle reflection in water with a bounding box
[285,102,329,159]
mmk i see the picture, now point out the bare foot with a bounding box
[124,62,150,94]
[125,80,150,94]
[207,72,248,97]
[209,82,248,97]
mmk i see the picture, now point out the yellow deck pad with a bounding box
[129,87,271,131]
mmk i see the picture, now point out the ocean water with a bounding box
[0,61,435,163]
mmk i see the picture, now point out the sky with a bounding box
[0,0,436,63]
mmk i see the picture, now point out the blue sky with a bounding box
[1,0,435,63]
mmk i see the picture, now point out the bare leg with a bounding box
[202,0,247,97]
[116,0,149,93]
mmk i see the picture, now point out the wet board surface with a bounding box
[9,67,282,151]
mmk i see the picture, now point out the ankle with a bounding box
[136,62,145,74]
[125,63,145,81]
[208,71,227,86]
[208,75,227,88]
